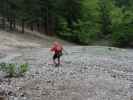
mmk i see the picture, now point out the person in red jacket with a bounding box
[50,41,63,66]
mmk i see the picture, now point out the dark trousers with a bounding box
[53,52,62,65]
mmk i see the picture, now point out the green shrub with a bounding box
[0,63,16,77]
[0,63,29,77]
[70,20,99,45]
[6,63,16,77]
[112,32,133,47]
[0,63,7,72]
[19,63,28,76]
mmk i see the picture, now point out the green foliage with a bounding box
[56,0,133,47]
[58,0,100,44]
[98,0,113,36]
[111,4,133,47]
[72,20,99,45]
[0,63,29,77]
[0,0,132,47]
[0,63,16,77]
[112,32,130,47]
[6,63,16,77]
[0,63,6,71]
[19,63,28,75]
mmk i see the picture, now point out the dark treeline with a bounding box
[0,0,133,47]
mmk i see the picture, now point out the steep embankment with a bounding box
[0,30,73,49]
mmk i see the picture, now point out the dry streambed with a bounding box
[0,46,133,100]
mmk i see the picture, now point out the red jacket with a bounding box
[50,42,63,54]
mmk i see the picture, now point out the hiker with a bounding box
[50,41,63,66]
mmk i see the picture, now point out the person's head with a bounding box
[53,41,59,46]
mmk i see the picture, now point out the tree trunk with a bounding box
[13,16,16,30]
[22,20,25,33]
[37,23,40,32]
[45,7,49,35]
[30,23,33,31]
[9,17,13,30]
[2,17,5,30]
[50,16,55,35]
[45,7,55,36]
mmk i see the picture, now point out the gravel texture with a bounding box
[0,46,132,100]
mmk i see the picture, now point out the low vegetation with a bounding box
[0,63,29,77]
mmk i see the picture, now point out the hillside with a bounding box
[0,31,132,100]
[0,30,73,49]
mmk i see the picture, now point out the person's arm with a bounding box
[50,46,55,52]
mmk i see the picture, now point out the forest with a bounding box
[0,1,133,100]
[0,0,133,47]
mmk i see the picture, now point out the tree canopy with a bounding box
[0,0,132,47]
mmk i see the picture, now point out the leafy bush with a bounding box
[112,32,133,47]
[72,20,99,45]
[19,63,28,76]
[6,63,16,77]
[0,63,16,77]
[0,63,29,77]
[0,63,7,72]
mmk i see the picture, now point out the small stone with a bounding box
[8,91,14,96]
[112,74,116,78]
[35,71,39,74]
[46,80,51,83]
[20,92,26,97]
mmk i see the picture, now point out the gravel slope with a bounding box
[0,46,132,100]
[0,30,73,49]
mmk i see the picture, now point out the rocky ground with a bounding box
[0,46,132,100]
[0,30,132,100]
